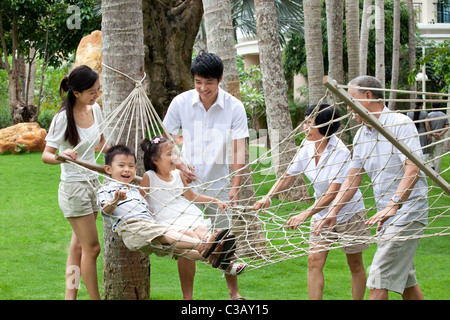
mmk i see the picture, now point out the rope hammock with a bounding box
[58,65,450,273]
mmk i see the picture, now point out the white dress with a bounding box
[144,169,209,231]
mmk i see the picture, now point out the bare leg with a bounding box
[160,229,202,250]
[225,274,242,300]
[402,285,424,300]
[176,229,200,300]
[177,258,196,300]
[67,213,101,300]
[369,288,389,300]
[345,252,367,300]
[307,247,329,300]
[65,231,81,300]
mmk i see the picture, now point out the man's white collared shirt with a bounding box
[350,107,428,226]
[163,88,249,192]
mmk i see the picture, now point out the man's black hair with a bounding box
[190,52,224,81]
[304,103,341,137]
[104,145,136,166]
[431,102,441,109]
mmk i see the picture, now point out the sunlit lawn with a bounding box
[0,151,449,300]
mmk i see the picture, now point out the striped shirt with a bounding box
[98,182,154,231]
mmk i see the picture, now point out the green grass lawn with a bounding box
[0,151,449,300]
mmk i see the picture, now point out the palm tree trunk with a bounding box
[375,0,385,85]
[325,0,344,84]
[406,0,417,110]
[360,0,373,76]
[303,0,326,104]
[203,0,240,99]
[346,0,360,81]
[101,0,150,300]
[388,0,401,110]
[254,0,308,201]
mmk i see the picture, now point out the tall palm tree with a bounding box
[346,0,360,81]
[388,0,401,110]
[203,0,241,99]
[232,0,303,46]
[254,0,307,200]
[406,0,417,110]
[303,0,325,104]
[101,0,150,300]
[375,0,385,85]
[360,0,373,76]
[325,0,344,84]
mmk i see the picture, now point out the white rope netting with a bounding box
[62,67,450,273]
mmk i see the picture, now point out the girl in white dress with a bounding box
[139,137,247,278]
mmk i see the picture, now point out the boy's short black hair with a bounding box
[191,52,223,81]
[431,102,441,109]
[104,145,136,166]
[304,103,341,137]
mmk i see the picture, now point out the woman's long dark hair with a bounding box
[57,65,99,147]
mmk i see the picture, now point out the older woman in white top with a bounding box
[253,103,370,300]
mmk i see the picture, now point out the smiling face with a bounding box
[153,142,177,173]
[347,84,384,124]
[105,153,136,184]
[347,85,367,124]
[73,78,100,106]
[194,75,222,108]
[303,116,323,141]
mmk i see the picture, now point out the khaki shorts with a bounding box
[58,180,100,218]
[310,210,371,254]
[117,219,180,258]
[367,221,424,294]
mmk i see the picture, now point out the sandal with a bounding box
[209,234,236,268]
[198,229,229,259]
[217,234,236,263]
[219,252,247,276]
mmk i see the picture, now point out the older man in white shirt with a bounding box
[163,52,248,300]
[318,76,428,300]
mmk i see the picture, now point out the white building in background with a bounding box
[235,33,307,102]
[415,0,450,42]
[235,1,450,101]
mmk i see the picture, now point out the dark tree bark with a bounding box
[142,0,203,118]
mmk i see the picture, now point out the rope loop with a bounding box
[102,62,146,86]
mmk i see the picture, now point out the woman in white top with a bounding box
[253,104,370,300]
[42,65,110,300]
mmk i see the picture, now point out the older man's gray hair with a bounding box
[348,75,385,100]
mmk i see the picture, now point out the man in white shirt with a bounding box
[163,52,248,300]
[317,76,428,300]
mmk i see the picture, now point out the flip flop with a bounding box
[209,234,236,268]
[198,229,229,259]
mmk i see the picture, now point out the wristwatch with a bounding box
[390,195,402,209]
